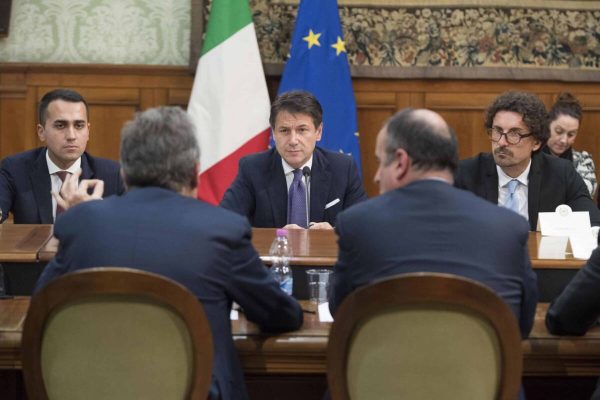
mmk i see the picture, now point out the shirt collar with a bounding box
[46,150,81,175]
[497,159,531,188]
[281,155,313,176]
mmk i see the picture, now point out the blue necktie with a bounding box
[288,169,307,228]
[504,179,520,214]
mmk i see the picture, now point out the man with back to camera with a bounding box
[328,108,537,340]
[0,88,124,223]
[546,246,600,399]
[220,90,367,229]
[455,90,600,231]
[34,106,303,400]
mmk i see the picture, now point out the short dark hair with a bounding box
[549,92,582,123]
[38,89,89,125]
[120,106,200,192]
[269,90,323,128]
[384,108,458,173]
[484,91,549,145]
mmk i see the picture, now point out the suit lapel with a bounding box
[483,154,499,204]
[30,149,53,224]
[527,152,542,229]
[267,150,288,227]
[310,149,331,222]
[80,152,95,179]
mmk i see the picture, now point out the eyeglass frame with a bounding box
[486,127,534,145]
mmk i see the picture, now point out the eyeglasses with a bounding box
[487,127,533,145]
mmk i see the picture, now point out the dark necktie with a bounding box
[55,171,69,216]
[288,169,307,228]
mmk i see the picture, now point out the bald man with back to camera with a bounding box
[329,108,537,340]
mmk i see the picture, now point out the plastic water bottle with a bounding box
[269,229,293,295]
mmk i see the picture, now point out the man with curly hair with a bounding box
[455,90,600,230]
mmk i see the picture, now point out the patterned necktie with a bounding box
[55,171,69,216]
[288,169,307,228]
[504,179,520,214]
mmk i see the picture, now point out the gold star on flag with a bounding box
[331,36,346,56]
[303,30,321,49]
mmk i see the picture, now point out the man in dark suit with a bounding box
[546,246,600,399]
[220,90,367,229]
[329,108,537,338]
[455,90,600,230]
[34,106,303,400]
[0,88,124,224]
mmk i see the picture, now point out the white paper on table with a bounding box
[538,236,569,259]
[318,302,334,322]
[569,229,598,259]
[230,309,239,320]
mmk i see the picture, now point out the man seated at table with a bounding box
[0,88,124,224]
[34,106,303,400]
[220,90,367,229]
[329,108,537,338]
[546,246,600,399]
[455,90,600,231]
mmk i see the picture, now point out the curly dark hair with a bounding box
[484,91,549,145]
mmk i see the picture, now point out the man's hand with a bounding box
[282,223,305,230]
[308,222,333,230]
[52,168,104,211]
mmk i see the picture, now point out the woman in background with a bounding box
[544,92,597,198]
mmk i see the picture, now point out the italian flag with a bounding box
[188,0,270,204]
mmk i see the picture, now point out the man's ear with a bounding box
[395,148,411,182]
[316,123,323,141]
[119,168,128,191]
[37,124,45,143]
[192,163,200,189]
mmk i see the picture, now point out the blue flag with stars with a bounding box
[278,0,362,174]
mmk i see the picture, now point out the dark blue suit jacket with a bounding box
[34,187,303,400]
[220,147,367,227]
[0,147,125,223]
[455,151,600,231]
[546,246,600,336]
[329,180,538,338]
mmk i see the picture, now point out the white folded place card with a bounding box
[537,204,591,237]
[538,236,569,259]
[318,301,333,322]
[569,229,597,259]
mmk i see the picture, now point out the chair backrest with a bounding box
[22,267,213,400]
[327,272,522,400]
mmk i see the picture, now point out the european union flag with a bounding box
[278,0,362,174]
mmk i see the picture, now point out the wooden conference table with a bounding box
[0,224,586,268]
[0,226,597,398]
[0,297,599,377]
[0,224,587,301]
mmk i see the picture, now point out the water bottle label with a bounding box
[280,277,293,296]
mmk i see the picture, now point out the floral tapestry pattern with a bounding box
[250,1,600,73]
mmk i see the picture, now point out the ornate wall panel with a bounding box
[0,0,190,65]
